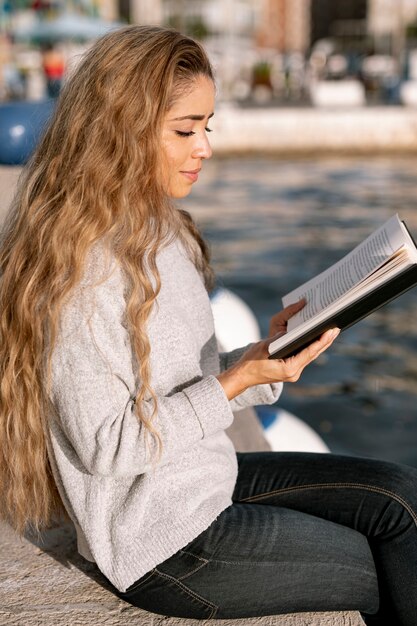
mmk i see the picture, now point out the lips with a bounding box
[180,168,201,183]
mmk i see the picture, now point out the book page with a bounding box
[269,247,414,357]
[283,214,406,332]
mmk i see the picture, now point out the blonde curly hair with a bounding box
[0,25,215,534]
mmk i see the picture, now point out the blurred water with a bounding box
[184,156,417,468]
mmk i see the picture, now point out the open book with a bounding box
[268,214,417,360]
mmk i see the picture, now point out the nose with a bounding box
[192,132,212,160]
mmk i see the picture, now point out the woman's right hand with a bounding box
[216,328,340,401]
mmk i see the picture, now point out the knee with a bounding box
[375,460,417,505]
[365,459,417,533]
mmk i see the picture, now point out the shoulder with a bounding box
[61,244,126,331]
[79,242,123,290]
[156,236,205,286]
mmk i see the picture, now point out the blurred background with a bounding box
[1,1,417,467]
[3,0,417,106]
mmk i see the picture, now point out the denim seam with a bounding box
[177,557,210,581]
[179,547,376,571]
[239,482,417,526]
[154,567,218,618]
[124,568,157,593]
[190,558,378,570]
[180,549,209,562]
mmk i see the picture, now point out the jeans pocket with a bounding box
[159,547,210,581]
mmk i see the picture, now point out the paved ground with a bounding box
[0,483,365,626]
[0,165,366,625]
[0,409,365,626]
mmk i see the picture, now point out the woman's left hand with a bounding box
[268,299,306,338]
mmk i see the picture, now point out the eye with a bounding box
[174,128,213,137]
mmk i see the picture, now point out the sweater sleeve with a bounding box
[219,346,283,411]
[49,262,234,478]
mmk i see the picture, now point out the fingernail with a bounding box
[331,328,340,339]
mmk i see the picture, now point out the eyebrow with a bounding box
[170,112,214,121]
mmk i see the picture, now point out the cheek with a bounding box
[164,136,192,175]
[160,141,187,196]
[162,138,180,170]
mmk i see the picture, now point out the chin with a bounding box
[170,186,193,199]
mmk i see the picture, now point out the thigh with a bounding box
[119,501,378,619]
[232,451,417,538]
[232,451,417,626]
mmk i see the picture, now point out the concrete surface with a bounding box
[0,411,366,626]
[0,526,361,626]
[0,498,365,626]
[0,168,367,625]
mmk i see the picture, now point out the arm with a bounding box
[217,300,339,410]
[217,327,340,401]
[49,262,234,478]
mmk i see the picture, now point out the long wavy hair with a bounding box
[0,25,215,534]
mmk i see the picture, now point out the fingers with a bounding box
[271,299,306,327]
[307,328,339,360]
[269,300,307,337]
[281,328,340,382]
[280,298,306,322]
[306,328,340,362]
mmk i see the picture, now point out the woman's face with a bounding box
[161,75,215,198]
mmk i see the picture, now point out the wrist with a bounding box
[216,362,249,401]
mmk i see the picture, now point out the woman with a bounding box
[0,26,416,625]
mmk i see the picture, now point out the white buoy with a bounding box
[210,288,260,351]
[258,407,330,453]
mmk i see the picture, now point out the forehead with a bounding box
[168,75,215,117]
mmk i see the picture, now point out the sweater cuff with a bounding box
[231,381,283,412]
[183,375,234,439]
[219,345,249,371]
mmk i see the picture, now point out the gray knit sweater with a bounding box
[47,237,282,592]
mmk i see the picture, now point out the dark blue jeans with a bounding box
[114,452,417,624]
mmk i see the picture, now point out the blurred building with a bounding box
[127,0,256,38]
[127,0,163,25]
[255,0,311,53]
[97,0,119,20]
[368,0,417,57]
[311,0,368,45]
[368,0,417,36]
[128,0,312,53]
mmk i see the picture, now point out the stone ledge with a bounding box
[0,520,366,626]
[210,105,417,155]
